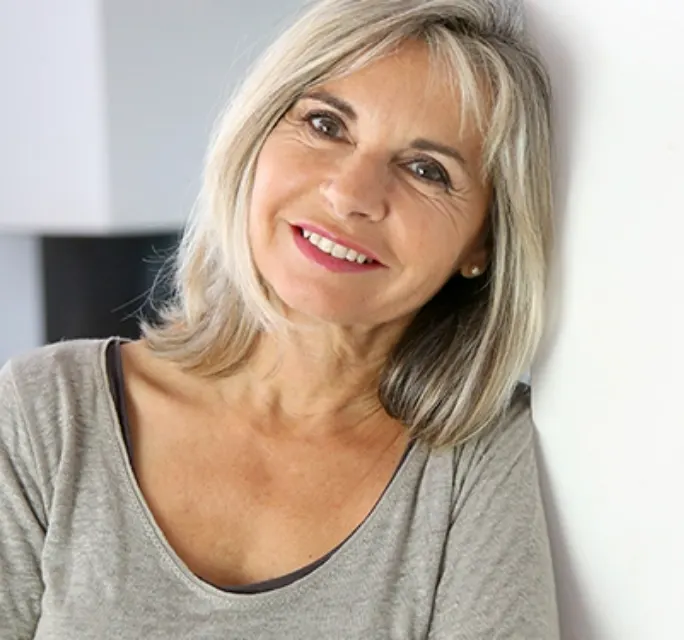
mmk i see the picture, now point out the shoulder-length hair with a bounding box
[143,0,553,448]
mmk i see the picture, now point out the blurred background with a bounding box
[0,0,303,364]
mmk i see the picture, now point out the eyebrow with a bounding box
[300,91,471,174]
[410,138,470,174]
[301,90,357,120]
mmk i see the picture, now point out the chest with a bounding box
[130,415,409,588]
[36,399,450,640]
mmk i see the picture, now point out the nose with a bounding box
[320,152,390,223]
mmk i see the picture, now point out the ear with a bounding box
[459,245,490,279]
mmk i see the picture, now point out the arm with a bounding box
[428,391,559,639]
[0,361,46,638]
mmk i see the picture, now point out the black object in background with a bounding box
[41,234,178,343]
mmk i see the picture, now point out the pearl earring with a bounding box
[470,266,481,277]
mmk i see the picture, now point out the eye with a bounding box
[405,158,452,190]
[304,111,346,140]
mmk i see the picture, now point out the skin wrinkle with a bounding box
[234,39,491,435]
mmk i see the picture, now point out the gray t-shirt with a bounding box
[0,339,559,639]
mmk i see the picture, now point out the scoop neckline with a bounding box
[95,337,425,608]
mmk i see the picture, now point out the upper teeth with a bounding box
[301,229,372,264]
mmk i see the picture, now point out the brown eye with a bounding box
[305,111,345,140]
[405,159,452,189]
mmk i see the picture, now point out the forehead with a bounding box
[310,39,485,149]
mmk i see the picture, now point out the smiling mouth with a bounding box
[296,226,377,265]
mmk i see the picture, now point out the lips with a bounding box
[292,222,384,265]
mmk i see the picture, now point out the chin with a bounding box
[272,283,368,326]
[254,243,375,326]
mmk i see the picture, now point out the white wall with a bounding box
[0,236,43,365]
[528,0,684,638]
[0,0,110,232]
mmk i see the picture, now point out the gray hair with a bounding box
[144,0,554,448]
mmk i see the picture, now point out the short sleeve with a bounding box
[0,361,46,638]
[428,391,560,639]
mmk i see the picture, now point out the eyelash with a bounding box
[403,158,453,190]
[303,110,346,140]
[301,109,453,191]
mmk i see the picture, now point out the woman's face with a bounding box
[249,40,491,328]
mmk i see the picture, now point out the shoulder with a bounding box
[456,381,533,458]
[449,382,536,502]
[1,337,115,443]
[1,335,115,422]
[0,339,117,504]
[428,384,559,637]
[2,339,112,417]
[4,338,111,391]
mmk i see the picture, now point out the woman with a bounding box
[0,0,558,637]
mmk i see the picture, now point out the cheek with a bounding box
[400,210,462,269]
[250,136,324,229]
[422,236,462,286]
[396,203,487,289]
[250,141,282,218]
[249,143,293,251]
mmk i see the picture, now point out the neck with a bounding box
[217,320,407,435]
